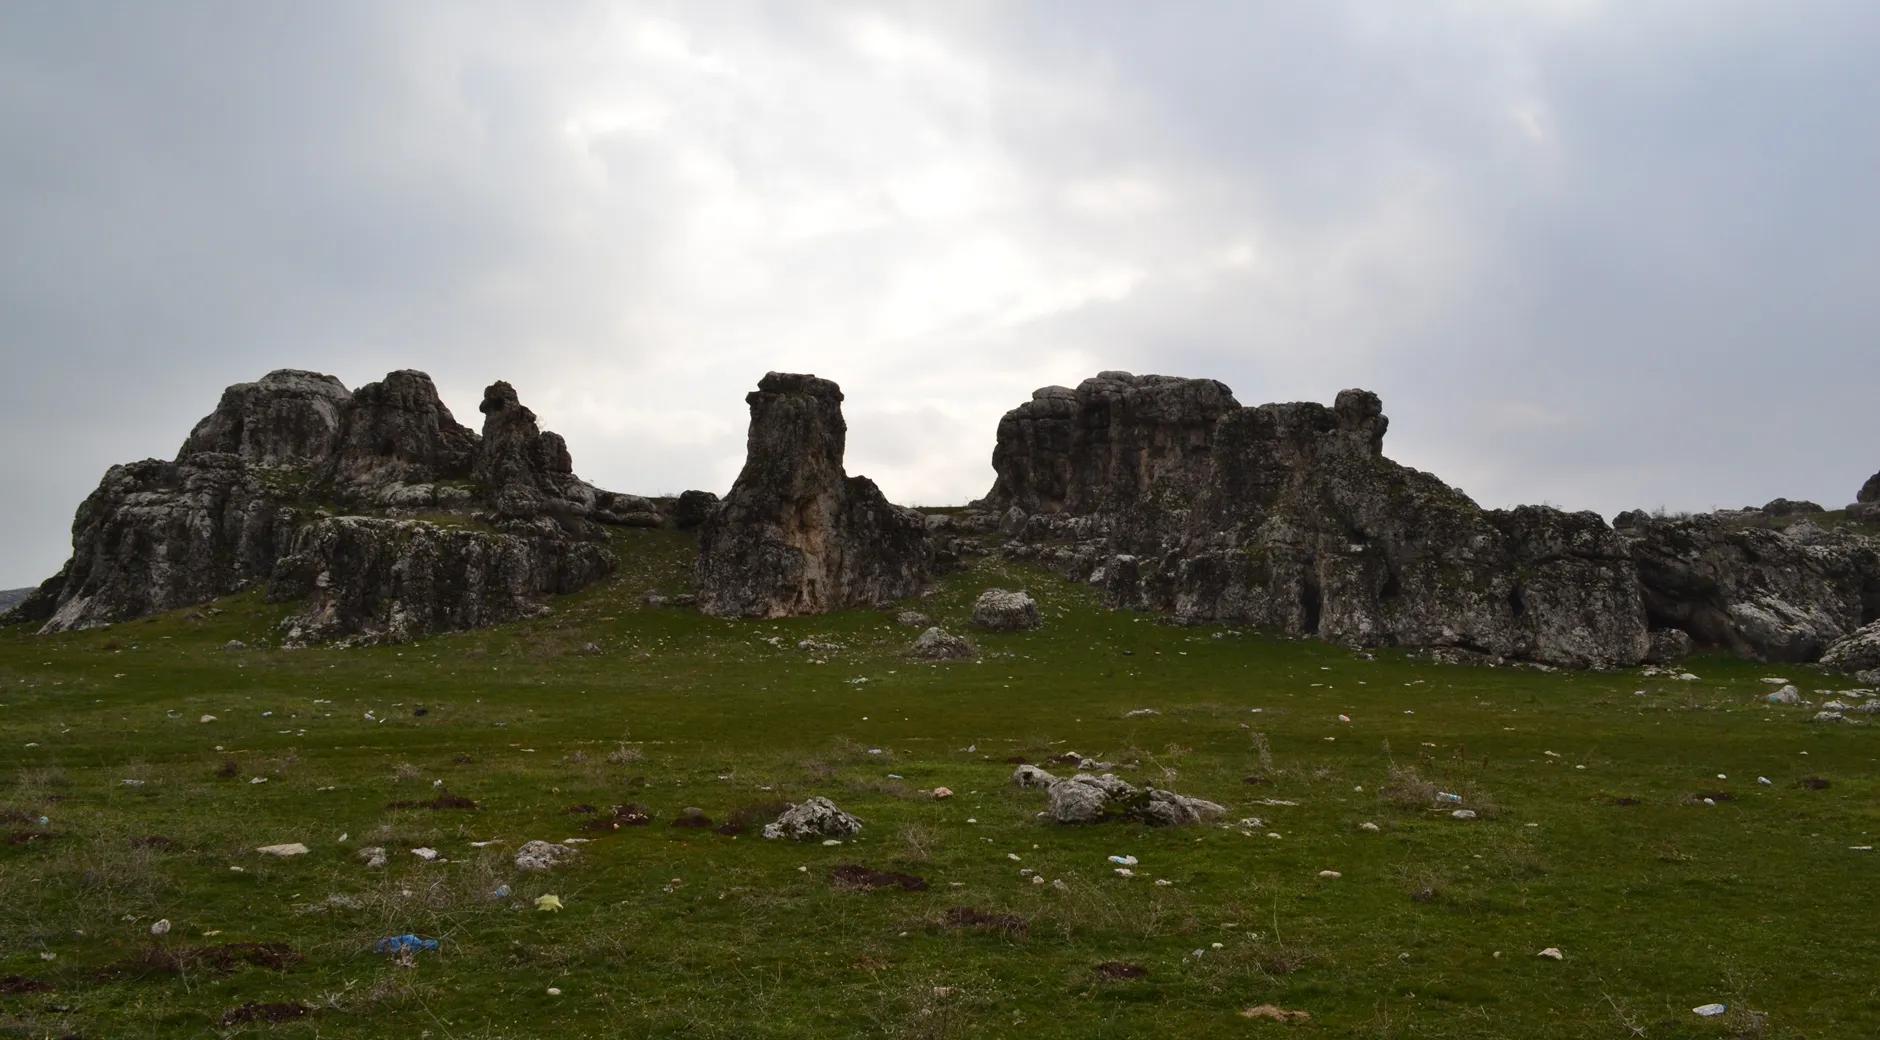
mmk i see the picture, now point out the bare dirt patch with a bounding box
[940,906,1028,936]
[219,1002,310,1026]
[831,864,929,892]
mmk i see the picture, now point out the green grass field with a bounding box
[1,527,1875,1038]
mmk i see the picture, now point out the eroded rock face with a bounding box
[1860,472,1880,505]
[179,370,349,465]
[18,369,638,642]
[1615,511,1880,662]
[697,373,933,617]
[985,375,1649,667]
[987,372,1239,517]
[1821,621,1880,675]
[325,370,477,499]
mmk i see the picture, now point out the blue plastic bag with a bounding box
[375,933,439,955]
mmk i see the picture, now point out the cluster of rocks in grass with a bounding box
[952,370,1880,670]
[7,369,693,644]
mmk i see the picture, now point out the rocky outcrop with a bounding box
[697,373,933,617]
[1615,511,1880,662]
[178,370,350,466]
[1818,621,1880,675]
[16,368,644,641]
[1860,473,1880,505]
[324,370,478,502]
[982,375,1649,667]
[988,372,1238,517]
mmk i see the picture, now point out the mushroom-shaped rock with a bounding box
[697,373,933,617]
[761,796,862,841]
[972,589,1041,632]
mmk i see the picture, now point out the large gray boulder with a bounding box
[910,626,976,660]
[1860,472,1880,505]
[972,589,1041,632]
[697,373,933,617]
[761,797,862,841]
[1042,773,1225,826]
[324,369,478,497]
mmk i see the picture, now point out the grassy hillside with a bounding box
[0,527,1875,1038]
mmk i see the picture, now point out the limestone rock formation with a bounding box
[988,372,1238,517]
[1821,620,1880,675]
[696,373,933,617]
[179,369,350,466]
[981,374,1649,667]
[13,368,645,643]
[324,370,478,503]
[1615,511,1880,662]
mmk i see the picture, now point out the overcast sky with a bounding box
[3,1,1877,588]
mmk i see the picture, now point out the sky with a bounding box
[2,1,1878,588]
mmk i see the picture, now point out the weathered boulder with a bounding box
[1041,773,1225,826]
[672,490,720,530]
[514,840,575,872]
[1644,628,1695,664]
[1860,472,1880,505]
[1011,764,1056,789]
[697,373,933,617]
[987,376,1649,667]
[761,796,862,841]
[910,626,976,660]
[972,589,1041,632]
[1822,621,1880,675]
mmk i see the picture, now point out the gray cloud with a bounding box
[3,1,1876,587]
